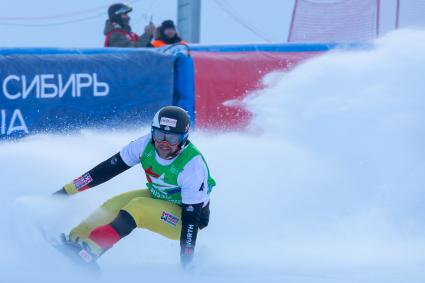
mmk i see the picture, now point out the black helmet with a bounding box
[151,106,190,146]
[161,20,176,30]
[108,3,132,25]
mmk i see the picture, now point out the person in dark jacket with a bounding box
[151,20,187,48]
[104,3,155,47]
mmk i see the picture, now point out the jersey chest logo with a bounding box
[144,166,159,183]
[144,166,177,191]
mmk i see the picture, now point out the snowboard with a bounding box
[37,225,101,276]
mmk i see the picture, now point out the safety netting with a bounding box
[288,0,380,43]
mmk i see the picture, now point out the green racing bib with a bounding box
[140,142,216,205]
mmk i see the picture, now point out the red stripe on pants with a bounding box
[89,224,121,250]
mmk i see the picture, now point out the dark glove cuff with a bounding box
[180,247,194,268]
[181,247,194,255]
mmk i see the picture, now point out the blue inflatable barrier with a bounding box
[0,48,194,139]
[173,54,195,125]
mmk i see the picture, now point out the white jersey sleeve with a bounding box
[119,134,151,167]
[178,155,210,205]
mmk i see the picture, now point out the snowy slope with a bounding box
[1,29,425,282]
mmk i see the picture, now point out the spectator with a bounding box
[104,3,155,47]
[151,20,187,48]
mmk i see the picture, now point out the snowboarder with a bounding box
[54,106,216,269]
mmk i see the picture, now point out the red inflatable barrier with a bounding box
[192,50,322,130]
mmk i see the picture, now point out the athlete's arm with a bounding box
[180,202,203,267]
[56,152,131,196]
[55,135,150,196]
[178,155,211,267]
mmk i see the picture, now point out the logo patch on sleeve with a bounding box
[160,211,179,227]
[160,117,177,128]
[186,205,195,212]
[73,173,93,191]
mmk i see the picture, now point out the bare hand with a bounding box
[144,22,156,36]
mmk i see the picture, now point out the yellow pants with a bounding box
[69,189,182,243]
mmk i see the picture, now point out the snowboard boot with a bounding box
[60,233,102,264]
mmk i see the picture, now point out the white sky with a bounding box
[0,0,295,47]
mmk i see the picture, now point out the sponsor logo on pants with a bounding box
[160,211,179,227]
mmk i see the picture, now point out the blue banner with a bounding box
[0,50,176,139]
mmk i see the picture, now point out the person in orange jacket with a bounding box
[151,20,187,48]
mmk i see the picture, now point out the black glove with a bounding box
[180,247,194,270]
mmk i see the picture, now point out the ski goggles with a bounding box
[152,128,184,145]
[114,6,133,15]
